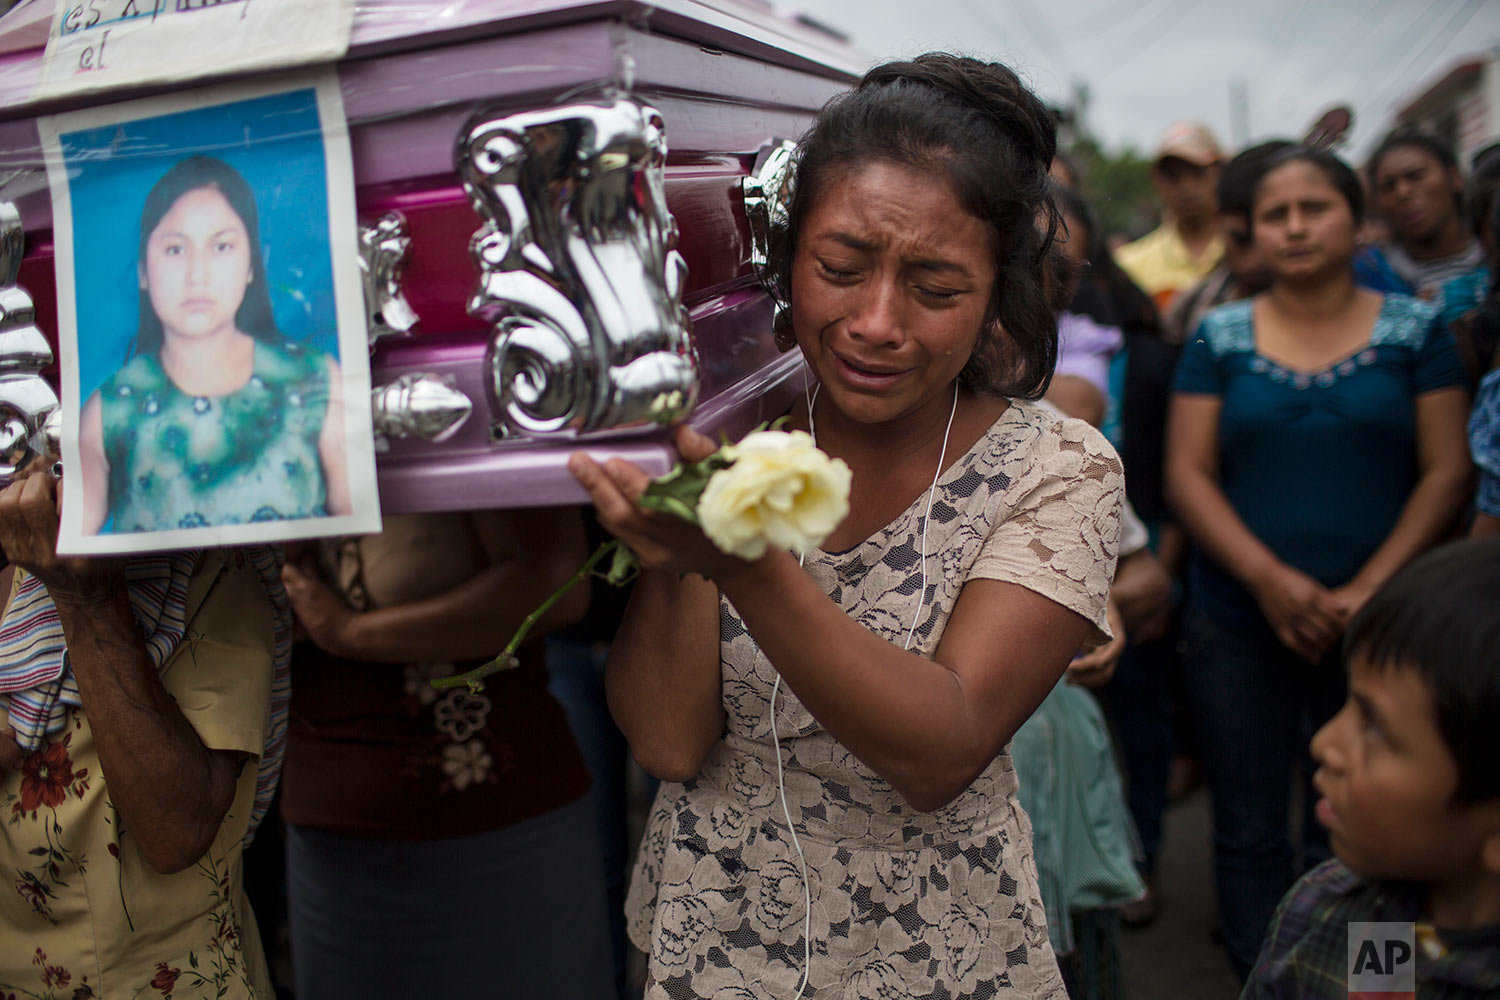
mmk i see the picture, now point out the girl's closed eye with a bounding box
[816,259,860,281]
[916,285,962,303]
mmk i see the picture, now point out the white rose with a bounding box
[696,430,851,560]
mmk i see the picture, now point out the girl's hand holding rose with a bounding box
[568,424,851,583]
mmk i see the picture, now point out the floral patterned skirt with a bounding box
[626,759,1067,1000]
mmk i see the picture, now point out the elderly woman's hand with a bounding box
[568,426,759,582]
[0,460,124,605]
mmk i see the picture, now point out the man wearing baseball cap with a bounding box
[1116,121,1226,314]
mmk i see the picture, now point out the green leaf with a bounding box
[602,544,640,587]
[637,492,698,523]
[631,437,740,525]
[650,463,691,489]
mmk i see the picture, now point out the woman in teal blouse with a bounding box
[1164,147,1472,979]
[78,156,350,535]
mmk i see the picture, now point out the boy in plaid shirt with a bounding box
[1242,538,1500,999]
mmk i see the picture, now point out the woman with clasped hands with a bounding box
[570,54,1125,999]
[1164,147,1472,978]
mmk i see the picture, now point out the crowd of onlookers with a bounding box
[1032,117,1500,997]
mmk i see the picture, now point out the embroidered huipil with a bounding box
[1172,294,1468,637]
[1471,368,1500,518]
[626,401,1125,1000]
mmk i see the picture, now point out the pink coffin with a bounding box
[0,0,861,510]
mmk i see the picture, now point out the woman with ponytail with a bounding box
[572,54,1124,998]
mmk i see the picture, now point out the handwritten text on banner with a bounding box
[36,0,354,102]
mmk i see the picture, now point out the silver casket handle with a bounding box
[457,98,699,439]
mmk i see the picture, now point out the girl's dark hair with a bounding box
[1052,181,1096,250]
[1049,181,1097,310]
[1466,145,1500,243]
[766,53,1060,399]
[1217,139,1296,219]
[1343,538,1500,803]
[1250,146,1365,231]
[134,155,281,357]
[1368,124,1458,180]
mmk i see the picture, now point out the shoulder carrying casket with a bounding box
[0,0,862,510]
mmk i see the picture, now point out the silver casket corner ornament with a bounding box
[359,210,420,351]
[360,210,477,449]
[742,138,798,335]
[370,372,474,450]
[457,97,698,439]
[0,201,60,484]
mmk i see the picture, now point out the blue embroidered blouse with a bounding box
[1471,368,1500,518]
[1173,294,1467,632]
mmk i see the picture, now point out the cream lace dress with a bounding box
[626,400,1126,1000]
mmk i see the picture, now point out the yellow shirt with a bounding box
[1,551,275,999]
[1114,223,1225,312]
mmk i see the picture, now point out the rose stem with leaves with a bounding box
[430,539,621,694]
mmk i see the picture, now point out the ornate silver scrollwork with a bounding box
[743,139,797,274]
[359,211,419,349]
[0,202,59,483]
[370,372,473,448]
[457,98,698,438]
[743,139,798,334]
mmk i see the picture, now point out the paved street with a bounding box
[1117,788,1243,1000]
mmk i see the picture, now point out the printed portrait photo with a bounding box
[40,74,380,554]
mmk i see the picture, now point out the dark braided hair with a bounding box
[765,53,1061,399]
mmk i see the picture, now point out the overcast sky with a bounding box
[782,0,1500,164]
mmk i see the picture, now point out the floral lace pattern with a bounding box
[626,401,1124,999]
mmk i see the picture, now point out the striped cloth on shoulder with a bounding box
[0,547,291,844]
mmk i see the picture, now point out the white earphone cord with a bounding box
[769,376,959,1000]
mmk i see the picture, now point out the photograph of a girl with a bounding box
[41,78,377,556]
[77,155,350,535]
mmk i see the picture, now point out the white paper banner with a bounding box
[34,0,354,102]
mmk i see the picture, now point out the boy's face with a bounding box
[1311,655,1492,884]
